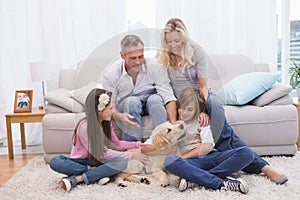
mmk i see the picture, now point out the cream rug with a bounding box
[1,153,300,200]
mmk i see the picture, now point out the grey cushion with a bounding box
[45,88,84,113]
[71,82,103,105]
[268,94,293,105]
[251,83,292,107]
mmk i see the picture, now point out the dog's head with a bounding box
[151,121,185,150]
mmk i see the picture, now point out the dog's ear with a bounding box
[152,135,169,150]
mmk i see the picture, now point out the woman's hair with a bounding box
[178,87,207,120]
[159,18,198,70]
[73,88,113,162]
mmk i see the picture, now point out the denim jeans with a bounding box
[117,94,167,141]
[49,155,127,185]
[165,146,255,190]
[206,93,269,174]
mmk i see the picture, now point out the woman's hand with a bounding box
[198,112,210,127]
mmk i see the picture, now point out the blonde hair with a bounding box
[178,87,207,119]
[159,18,198,71]
[73,88,113,162]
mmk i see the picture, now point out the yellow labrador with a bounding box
[115,122,185,187]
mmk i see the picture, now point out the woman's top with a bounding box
[168,46,210,98]
[178,120,215,155]
[70,120,139,160]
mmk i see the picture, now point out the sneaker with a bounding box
[62,176,78,192]
[221,176,249,194]
[98,177,110,185]
[178,178,197,192]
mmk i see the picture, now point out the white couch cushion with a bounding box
[71,82,103,105]
[45,88,84,113]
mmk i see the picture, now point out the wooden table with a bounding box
[5,107,46,159]
[293,98,300,149]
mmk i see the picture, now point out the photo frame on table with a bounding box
[14,90,33,113]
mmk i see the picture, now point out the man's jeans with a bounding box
[165,146,255,190]
[49,155,127,185]
[117,94,167,141]
[206,93,268,174]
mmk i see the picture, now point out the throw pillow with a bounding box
[44,88,84,113]
[71,82,103,105]
[268,94,293,106]
[216,72,280,105]
[251,83,292,106]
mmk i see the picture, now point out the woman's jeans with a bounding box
[206,93,268,174]
[49,155,127,185]
[117,94,167,141]
[165,146,255,190]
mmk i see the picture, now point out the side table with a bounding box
[5,107,46,159]
[293,99,300,149]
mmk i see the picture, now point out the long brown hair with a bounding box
[73,88,112,162]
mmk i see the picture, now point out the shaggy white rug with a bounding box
[1,153,300,200]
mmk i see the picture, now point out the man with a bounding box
[101,35,177,141]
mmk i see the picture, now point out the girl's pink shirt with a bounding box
[70,120,140,160]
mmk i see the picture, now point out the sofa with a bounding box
[42,55,299,163]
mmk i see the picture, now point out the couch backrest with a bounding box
[207,54,270,92]
[59,54,271,92]
[59,57,117,90]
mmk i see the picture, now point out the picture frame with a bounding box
[14,90,33,113]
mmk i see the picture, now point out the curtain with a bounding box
[0,0,126,146]
[154,0,277,71]
[0,0,278,147]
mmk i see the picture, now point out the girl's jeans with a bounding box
[165,146,255,190]
[117,94,167,141]
[49,155,127,185]
[206,92,268,174]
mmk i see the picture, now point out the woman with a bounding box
[159,17,288,185]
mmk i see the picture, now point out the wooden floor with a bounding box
[0,153,43,186]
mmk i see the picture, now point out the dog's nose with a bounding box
[179,124,184,129]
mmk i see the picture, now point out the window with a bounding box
[277,0,300,86]
[125,0,155,30]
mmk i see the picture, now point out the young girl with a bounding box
[164,87,255,194]
[50,88,147,192]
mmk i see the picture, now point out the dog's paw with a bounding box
[141,177,151,185]
[160,182,170,187]
[160,179,170,187]
[118,183,127,187]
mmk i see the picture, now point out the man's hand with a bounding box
[114,111,140,129]
[198,112,210,127]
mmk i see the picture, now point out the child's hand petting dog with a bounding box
[132,152,150,165]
